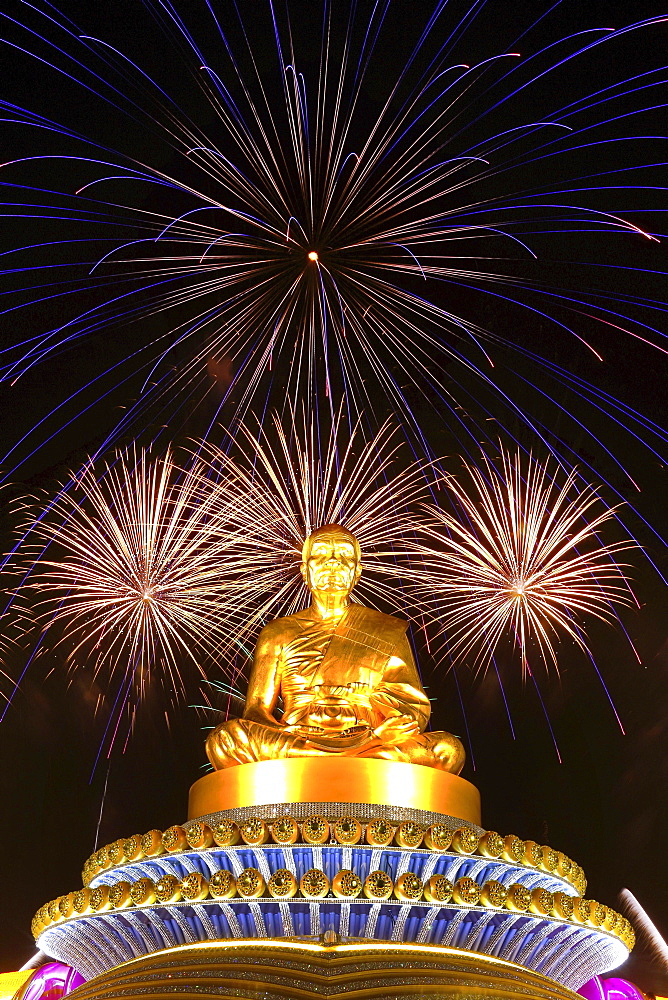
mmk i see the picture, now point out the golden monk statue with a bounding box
[206,524,465,772]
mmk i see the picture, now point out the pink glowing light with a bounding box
[18,962,85,1000]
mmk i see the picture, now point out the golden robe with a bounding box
[206,604,464,772]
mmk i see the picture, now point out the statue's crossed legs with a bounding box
[206,717,465,773]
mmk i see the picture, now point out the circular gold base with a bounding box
[69,937,582,1000]
[188,758,481,825]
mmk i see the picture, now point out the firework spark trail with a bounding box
[412,447,636,675]
[190,411,443,649]
[7,417,640,762]
[619,889,668,973]
[16,448,247,695]
[10,415,438,731]
[0,1,666,523]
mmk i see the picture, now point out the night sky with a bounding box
[0,1,667,993]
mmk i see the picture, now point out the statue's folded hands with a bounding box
[372,714,421,745]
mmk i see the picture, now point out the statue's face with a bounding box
[301,530,361,594]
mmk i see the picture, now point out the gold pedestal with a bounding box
[188,757,481,825]
[68,937,583,1000]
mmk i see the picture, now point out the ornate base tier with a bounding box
[188,759,481,825]
[33,778,632,995]
[61,937,586,1000]
[37,840,627,991]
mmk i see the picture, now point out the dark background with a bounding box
[0,0,666,993]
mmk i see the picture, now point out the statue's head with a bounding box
[300,524,362,596]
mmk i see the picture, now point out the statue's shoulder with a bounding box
[347,604,409,636]
[256,612,310,642]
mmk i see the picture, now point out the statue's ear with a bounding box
[299,561,307,582]
[354,561,362,582]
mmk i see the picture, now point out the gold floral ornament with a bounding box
[109,881,132,909]
[583,900,598,925]
[271,816,299,845]
[333,816,363,845]
[363,870,394,900]
[523,841,544,868]
[211,819,240,848]
[556,853,572,879]
[180,872,209,901]
[72,888,92,915]
[186,822,214,850]
[394,872,424,901]
[89,885,112,912]
[140,830,165,858]
[452,877,481,906]
[480,880,508,908]
[83,858,96,881]
[505,884,531,912]
[365,818,395,847]
[58,894,75,919]
[130,878,156,907]
[538,847,557,873]
[299,869,329,899]
[619,921,630,946]
[552,891,575,920]
[268,869,298,899]
[236,868,265,898]
[96,843,112,868]
[451,827,480,855]
[47,900,61,922]
[154,874,182,904]
[591,902,607,927]
[81,861,96,886]
[529,888,554,915]
[424,876,454,903]
[395,821,425,849]
[603,908,618,933]
[31,909,45,937]
[162,826,188,853]
[502,835,526,864]
[573,897,593,924]
[478,831,504,859]
[209,870,237,900]
[572,866,587,895]
[332,870,363,899]
[301,815,329,845]
[107,840,125,867]
[122,835,144,862]
[93,845,110,872]
[239,818,269,846]
[95,846,109,869]
[424,824,454,851]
